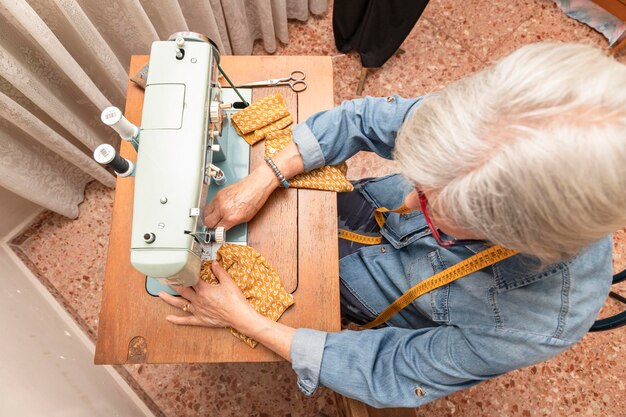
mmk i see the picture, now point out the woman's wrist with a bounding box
[232,310,296,361]
[255,162,281,189]
[274,142,305,179]
[252,142,305,192]
[232,308,268,337]
[230,307,277,347]
[228,302,263,332]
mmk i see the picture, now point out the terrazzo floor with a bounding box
[9,1,626,416]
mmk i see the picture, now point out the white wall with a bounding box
[0,186,153,417]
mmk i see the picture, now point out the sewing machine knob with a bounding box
[220,103,232,110]
[175,37,185,47]
[214,227,225,244]
[209,101,223,124]
[143,233,156,244]
[213,170,226,186]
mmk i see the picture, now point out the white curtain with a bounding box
[0,0,327,218]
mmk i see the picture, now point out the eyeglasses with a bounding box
[417,190,484,248]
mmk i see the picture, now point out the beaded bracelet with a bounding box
[264,157,290,188]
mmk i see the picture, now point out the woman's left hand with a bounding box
[158,262,257,329]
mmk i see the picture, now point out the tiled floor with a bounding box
[10,1,626,416]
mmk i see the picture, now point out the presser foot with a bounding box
[200,240,248,261]
[201,243,221,260]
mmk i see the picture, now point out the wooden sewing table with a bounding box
[94,56,340,364]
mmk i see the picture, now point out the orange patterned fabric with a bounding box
[265,129,353,192]
[240,114,294,145]
[200,244,294,348]
[231,93,353,192]
[231,94,292,145]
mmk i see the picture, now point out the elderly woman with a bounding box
[158,43,626,407]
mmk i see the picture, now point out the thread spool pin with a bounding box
[101,107,139,141]
[94,144,134,177]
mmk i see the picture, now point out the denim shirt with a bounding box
[290,96,613,408]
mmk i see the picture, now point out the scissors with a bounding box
[237,70,307,92]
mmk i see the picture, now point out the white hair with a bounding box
[394,42,626,264]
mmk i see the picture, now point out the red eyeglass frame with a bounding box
[417,190,484,248]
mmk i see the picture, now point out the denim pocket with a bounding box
[381,212,430,249]
[407,249,450,324]
[356,174,431,249]
[493,264,571,338]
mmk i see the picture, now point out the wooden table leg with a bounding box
[335,393,370,417]
[334,392,419,417]
[356,67,370,96]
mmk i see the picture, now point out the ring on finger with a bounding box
[182,303,191,313]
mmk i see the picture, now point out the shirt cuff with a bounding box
[290,328,327,396]
[292,122,326,172]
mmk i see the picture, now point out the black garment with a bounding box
[333,0,430,68]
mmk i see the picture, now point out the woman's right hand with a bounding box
[203,163,280,230]
[205,142,306,230]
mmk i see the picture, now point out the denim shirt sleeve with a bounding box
[292,325,571,408]
[292,95,423,172]
[290,328,327,395]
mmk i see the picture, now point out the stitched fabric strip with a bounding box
[231,94,291,144]
[241,114,294,145]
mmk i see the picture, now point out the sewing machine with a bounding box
[94,32,250,293]
[94,51,338,364]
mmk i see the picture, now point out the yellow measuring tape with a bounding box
[361,244,517,329]
[338,229,383,245]
[338,203,518,329]
[339,204,412,245]
[373,204,413,228]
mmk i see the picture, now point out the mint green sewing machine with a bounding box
[94,32,250,296]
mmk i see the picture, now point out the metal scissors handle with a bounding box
[238,70,307,92]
